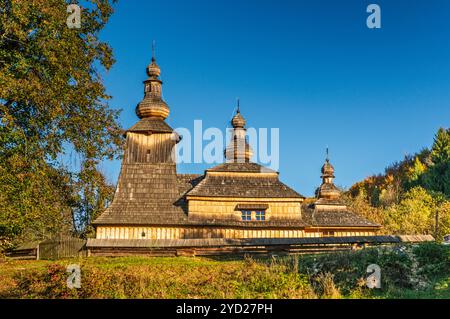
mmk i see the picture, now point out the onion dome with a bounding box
[231,109,246,128]
[321,159,335,178]
[146,57,161,77]
[136,50,169,120]
[136,96,169,119]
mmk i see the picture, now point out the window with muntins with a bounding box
[241,210,252,221]
[241,210,266,221]
[255,210,265,221]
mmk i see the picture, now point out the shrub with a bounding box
[296,245,424,294]
[413,243,450,278]
[314,273,341,299]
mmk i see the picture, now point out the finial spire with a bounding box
[151,40,156,62]
[236,98,240,113]
[326,146,329,162]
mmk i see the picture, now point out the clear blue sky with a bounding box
[97,0,450,197]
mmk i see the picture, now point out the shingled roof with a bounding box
[93,164,190,225]
[94,163,376,229]
[185,162,303,199]
[127,118,174,134]
[94,171,306,228]
[207,162,277,173]
[301,204,381,228]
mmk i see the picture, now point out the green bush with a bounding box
[413,243,450,278]
[296,245,425,294]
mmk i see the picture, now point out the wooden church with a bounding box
[87,54,381,256]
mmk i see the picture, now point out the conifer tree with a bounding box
[424,128,450,197]
[431,128,450,164]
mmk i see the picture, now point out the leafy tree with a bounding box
[406,156,427,186]
[384,187,436,235]
[0,0,122,247]
[0,153,76,248]
[437,201,450,240]
[347,129,450,238]
[378,176,400,207]
[71,159,115,236]
[343,190,385,229]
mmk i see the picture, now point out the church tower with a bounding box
[224,104,253,163]
[125,50,179,164]
[92,50,188,235]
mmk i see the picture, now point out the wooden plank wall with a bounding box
[96,226,375,240]
[126,132,176,164]
[188,199,302,221]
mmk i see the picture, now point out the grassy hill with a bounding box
[0,243,449,299]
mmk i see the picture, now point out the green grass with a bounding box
[0,243,448,299]
[0,256,315,299]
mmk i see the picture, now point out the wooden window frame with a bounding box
[240,210,267,221]
[241,210,252,221]
[255,210,266,221]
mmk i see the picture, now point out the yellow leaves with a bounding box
[383,186,436,235]
[385,174,394,184]
[406,156,427,183]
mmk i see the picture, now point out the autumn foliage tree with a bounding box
[0,0,122,248]
[348,128,450,240]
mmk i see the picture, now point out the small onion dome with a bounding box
[136,96,170,120]
[231,110,246,128]
[147,58,161,77]
[321,159,335,177]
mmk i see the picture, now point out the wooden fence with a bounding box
[8,237,87,260]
